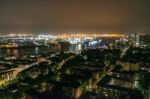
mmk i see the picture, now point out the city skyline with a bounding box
[0,1,149,98]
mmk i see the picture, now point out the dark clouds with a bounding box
[0,0,150,33]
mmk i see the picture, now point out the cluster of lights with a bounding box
[0,33,34,37]
[0,43,18,48]
[0,33,125,39]
[57,33,125,39]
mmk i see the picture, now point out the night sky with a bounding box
[0,0,150,33]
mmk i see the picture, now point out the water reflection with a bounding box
[0,44,82,57]
[7,49,10,56]
[12,49,19,57]
[35,47,39,54]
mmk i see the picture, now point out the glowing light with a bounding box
[90,41,98,45]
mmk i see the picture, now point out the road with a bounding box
[0,53,58,87]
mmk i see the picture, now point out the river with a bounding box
[0,44,82,57]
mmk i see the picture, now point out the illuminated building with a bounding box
[139,35,150,46]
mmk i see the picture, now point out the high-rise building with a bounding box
[139,35,150,46]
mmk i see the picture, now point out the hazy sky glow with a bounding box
[0,0,150,33]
